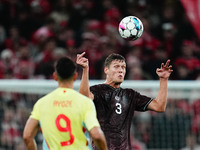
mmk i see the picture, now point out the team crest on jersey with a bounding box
[105,93,110,102]
[115,96,120,101]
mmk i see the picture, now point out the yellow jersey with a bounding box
[30,88,100,150]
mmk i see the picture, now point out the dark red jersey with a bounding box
[90,84,153,150]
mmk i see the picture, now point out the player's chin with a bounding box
[115,78,124,84]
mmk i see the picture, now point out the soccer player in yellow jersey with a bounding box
[23,57,108,150]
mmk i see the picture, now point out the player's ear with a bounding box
[104,67,108,74]
[53,72,58,81]
[73,72,78,81]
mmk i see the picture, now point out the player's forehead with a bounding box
[110,59,126,66]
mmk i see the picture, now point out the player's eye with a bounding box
[122,66,126,69]
[114,65,119,68]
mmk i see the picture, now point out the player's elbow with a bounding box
[156,104,166,112]
[92,133,103,141]
[92,135,107,150]
[90,127,104,140]
[157,107,166,112]
[90,127,107,150]
[149,99,166,112]
[23,132,32,144]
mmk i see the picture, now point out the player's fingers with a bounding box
[164,59,170,67]
[77,52,86,59]
[76,55,81,63]
[79,52,86,57]
[168,65,173,69]
[156,68,161,72]
[77,58,88,65]
[82,58,88,62]
[161,63,164,68]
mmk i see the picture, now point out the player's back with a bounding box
[32,88,95,150]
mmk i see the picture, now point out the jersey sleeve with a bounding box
[84,100,100,131]
[30,101,40,120]
[134,91,153,111]
[90,85,101,102]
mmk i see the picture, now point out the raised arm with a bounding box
[76,52,94,100]
[147,59,173,112]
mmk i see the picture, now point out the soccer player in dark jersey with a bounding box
[76,52,173,150]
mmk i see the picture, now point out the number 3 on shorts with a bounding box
[55,114,74,146]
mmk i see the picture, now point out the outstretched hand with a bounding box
[156,59,173,79]
[76,52,89,69]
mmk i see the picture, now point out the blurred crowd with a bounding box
[0,0,200,149]
[0,0,199,80]
[131,98,200,150]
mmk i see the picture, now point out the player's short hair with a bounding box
[104,53,125,68]
[55,57,77,80]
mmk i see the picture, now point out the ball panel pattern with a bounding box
[118,16,144,41]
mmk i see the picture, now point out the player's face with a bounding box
[105,60,126,84]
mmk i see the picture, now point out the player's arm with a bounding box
[147,59,173,112]
[90,126,108,150]
[23,118,40,150]
[76,52,94,100]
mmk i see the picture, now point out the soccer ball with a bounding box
[118,16,144,41]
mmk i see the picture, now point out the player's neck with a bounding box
[104,80,121,89]
[58,81,74,89]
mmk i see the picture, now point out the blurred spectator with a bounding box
[136,17,161,62]
[31,17,55,45]
[34,37,58,79]
[104,7,122,30]
[0,25,6,47]
[52,47,67,62]
[68,0,95,35]
[104,24,124,54]
[94,36,117,79]
[161,22,177,57]
[0,49,16,79]
[3,26,27,53]
[142,44,168,80]
[192,100,200,144]
[193,100,200,117]
[130,133,147,150]
[174,40,200,80]
[0,0,26,31]
[126,52,148,80]
[84,19,103,38]
[78,32,102,78]
[15,139,26,150]
[15,101,30,133]
[176,99,192,115]
[56,27,75,48]
[65,39,78,62]
[16,8,38,40]
[133,112,151,145]
[159,2,180,24]
[49,0,73,31]
[35,45,67,79]
[147,100,192,149]
[0,109,20,149]
[28,0,51,18]
[13,43,36,79]
[181,133,200,150]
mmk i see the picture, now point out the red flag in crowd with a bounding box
[181,0,200,41]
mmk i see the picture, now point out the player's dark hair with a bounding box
[55,57,77,80]
[104,53,125,67]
